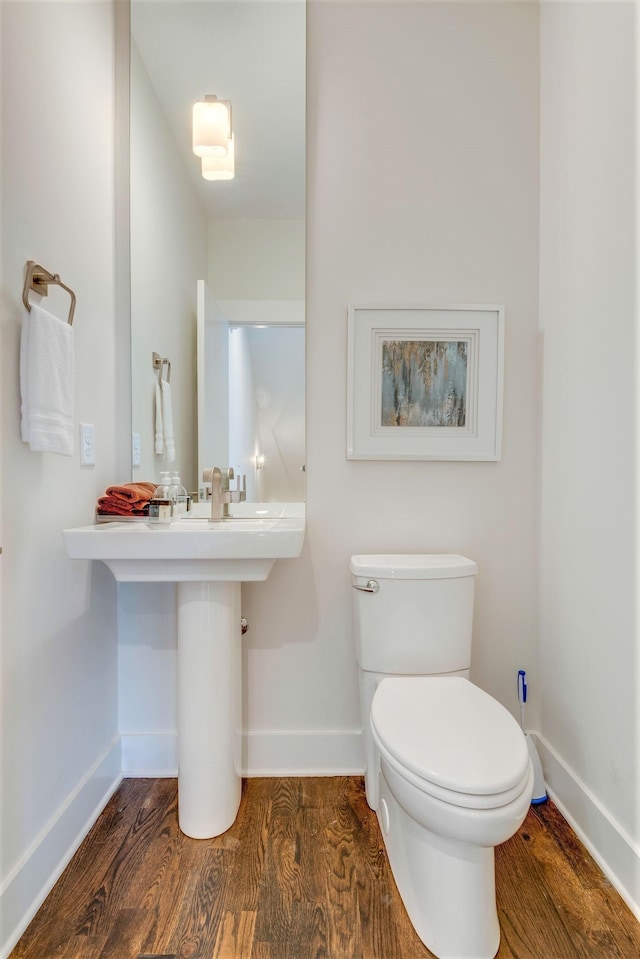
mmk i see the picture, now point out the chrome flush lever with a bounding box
[352,579,380,594]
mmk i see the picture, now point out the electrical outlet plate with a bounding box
[79,422,95,466]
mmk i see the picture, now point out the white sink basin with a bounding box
[63,501,305,839]
[63,507,305,582]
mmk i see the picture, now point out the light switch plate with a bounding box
[79,422,95,466]
[132,432,141,468]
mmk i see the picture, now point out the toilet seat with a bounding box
[371,676,530,810]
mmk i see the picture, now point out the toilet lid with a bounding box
[371,677,529,796]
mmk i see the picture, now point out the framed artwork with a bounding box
[347,305,504,461]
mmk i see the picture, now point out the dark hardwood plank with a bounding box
[321,809,363,957]
[212,909,256,958]
[286,902,330,959]
[225,790,271,913]
[96,908,157,959]
[170,845,235,958]
[248,944,278,959]
[495,802,640,959]
[10,777,640,959]
[252,809,298,945]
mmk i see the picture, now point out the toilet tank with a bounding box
[350,554,478,675]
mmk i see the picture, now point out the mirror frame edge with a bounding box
[115,0,133,482]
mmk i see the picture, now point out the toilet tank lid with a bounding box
[350,554,477,580]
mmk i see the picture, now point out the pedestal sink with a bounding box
[63,504,305,839]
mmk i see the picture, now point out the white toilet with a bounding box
[351,554,533,959]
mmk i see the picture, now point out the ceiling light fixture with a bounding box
[201,134,235,180]
[192,95,232,157]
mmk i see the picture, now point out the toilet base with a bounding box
[378,771,500,959]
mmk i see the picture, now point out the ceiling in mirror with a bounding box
[131,0,306,219]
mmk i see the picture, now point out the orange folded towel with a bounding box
[97,498,150,516]
[104,482,157,502]
[97,481,157,516]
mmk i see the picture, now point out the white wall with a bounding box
[225,326,305,502]
[208,218,305,300]
[538,0,639,916]
[246,326,305,502]
[130,39,207,490]
[120,1,541,776]
[229,325,259,501]
[0,3,120,954]
[199,285,230,486]
[291,0,540,762]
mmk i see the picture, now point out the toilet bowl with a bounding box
[350,554,534,959]
[371,677,533,959]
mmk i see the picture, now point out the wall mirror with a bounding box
[129,0,306,502]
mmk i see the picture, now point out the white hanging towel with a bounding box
[154,381,164,455]
[20,303,74,456]
[154,377,175,462]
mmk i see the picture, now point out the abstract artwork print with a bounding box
[381,339,468,428]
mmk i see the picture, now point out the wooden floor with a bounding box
[10,777,640,959]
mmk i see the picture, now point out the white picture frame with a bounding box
[347,305,505,461]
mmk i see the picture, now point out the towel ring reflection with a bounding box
[152,351,171,383]
[22,261,76,326]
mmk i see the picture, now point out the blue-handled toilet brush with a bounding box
[517,670,548,805]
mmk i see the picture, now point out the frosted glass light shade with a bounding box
[193,99,230,157]
[201,135,235,180]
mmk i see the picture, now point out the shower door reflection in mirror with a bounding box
[197,282,305,503]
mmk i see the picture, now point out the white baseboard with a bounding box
[121,732,178,777]
[532,731,640,921]
[0,736,122,959]
[121,729,364,778]
[242,728,364,776]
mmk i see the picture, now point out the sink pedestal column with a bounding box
[177,580,242,838]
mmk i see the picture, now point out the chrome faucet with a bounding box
[202,466,246,521]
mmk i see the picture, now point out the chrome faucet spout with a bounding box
[202,466,245,521]
[202,466,228,521]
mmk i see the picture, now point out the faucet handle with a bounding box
[203,466,236,486]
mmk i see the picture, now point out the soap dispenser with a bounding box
[148,471,173,523]
[170,472,191,515]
